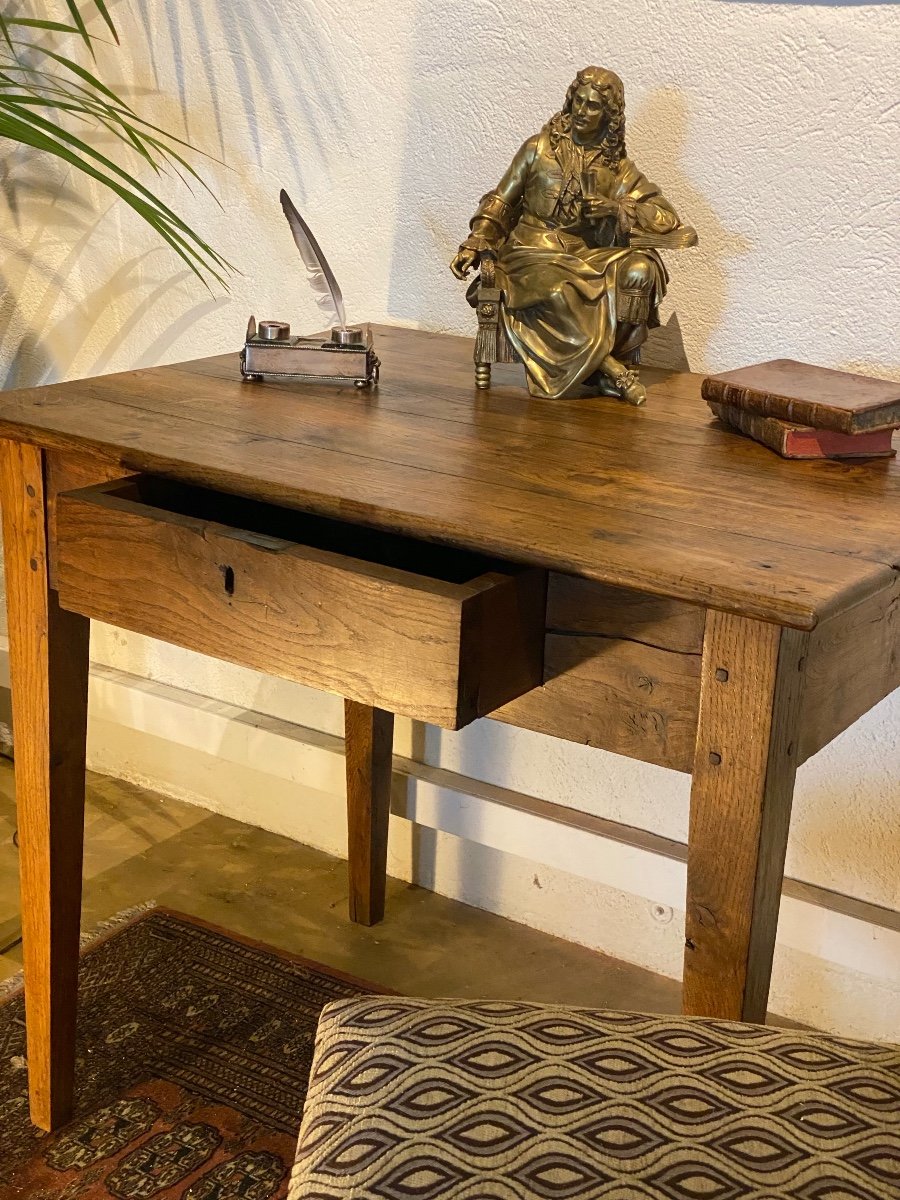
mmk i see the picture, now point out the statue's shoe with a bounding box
[615,370,647,406]
[588,367,647,407]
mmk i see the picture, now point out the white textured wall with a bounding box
[1,1,898,1032]
[4,1,900,382]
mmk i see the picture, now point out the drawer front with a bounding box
[55,477,546,729]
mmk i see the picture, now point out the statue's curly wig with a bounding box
[554,66,626,168]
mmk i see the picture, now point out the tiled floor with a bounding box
[0,757,679,1010]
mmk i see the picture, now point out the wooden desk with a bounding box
[0,326,897,1131]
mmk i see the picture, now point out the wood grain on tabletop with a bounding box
[0,326,897,629]
[23,353,900,569]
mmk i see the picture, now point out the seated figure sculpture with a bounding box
[450,66,697,405]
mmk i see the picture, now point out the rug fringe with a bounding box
[0,971,21,1000]
[0,901,158,1002]
[80,900,158,949]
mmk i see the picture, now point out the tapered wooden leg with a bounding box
[344,699,394,926]
[0,441,90,1130]
[683,610,808,1022]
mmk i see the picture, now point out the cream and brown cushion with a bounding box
[289,997,900,1200]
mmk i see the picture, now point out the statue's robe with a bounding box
[464,123,695,397]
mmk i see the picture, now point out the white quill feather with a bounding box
[279,188,348,330]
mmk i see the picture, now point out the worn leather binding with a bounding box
[702,359,900,435]
[708,401,896,459]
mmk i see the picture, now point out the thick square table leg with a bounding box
[344,699,394,926]
[0,441,90,1130]
[683,610,808,1022]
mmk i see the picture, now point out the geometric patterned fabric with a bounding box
[289,997,900,1200]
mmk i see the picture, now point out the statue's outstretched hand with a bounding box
[450,246,480,280]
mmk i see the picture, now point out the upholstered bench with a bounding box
[289,997,899,1200]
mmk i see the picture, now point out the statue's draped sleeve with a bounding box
[459,143,695,252]
[618,160,697,247]
[460,136,538,254]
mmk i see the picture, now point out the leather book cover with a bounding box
[701,360,900,434]
[709,401,897,459]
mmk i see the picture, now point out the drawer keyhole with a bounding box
[221,565,235,596]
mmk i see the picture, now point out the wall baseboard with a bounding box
[0,642,897,1039]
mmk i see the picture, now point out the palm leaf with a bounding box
[1,104,228,258]
[82,0,119,44]
[10,41,138,109]
[3,95,163,176]
[0,110,230,288]
[0,2,230,289]
[0,85,222,197]
[0,76,225,208]
[0,65,223,161]
[9,103,213,242]
[61,0,95,57]
[3,19,85,35]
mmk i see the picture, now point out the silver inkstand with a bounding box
[240,188,380,391]
[241,319,379,389]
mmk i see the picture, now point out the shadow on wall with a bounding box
[383,2,545,336]
[384,13,749,373]
[0,167,224,388]
[0,165,93,387]
[130,0,350,187]
[627,87,750,374]
[0,0,352,389]
[408,721,441,899]
[407,719,513,916]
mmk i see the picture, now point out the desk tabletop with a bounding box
[0,325,897,629]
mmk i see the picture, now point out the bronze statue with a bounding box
[451,66,697,405]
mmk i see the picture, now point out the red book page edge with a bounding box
[786,427,896,459]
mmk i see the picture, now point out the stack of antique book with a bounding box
[702,360,900,459]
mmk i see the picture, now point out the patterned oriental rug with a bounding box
[0,908,381,1199]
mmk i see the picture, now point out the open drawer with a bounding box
[55,476,547,729]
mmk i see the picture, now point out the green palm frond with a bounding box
[0,5,230,288]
